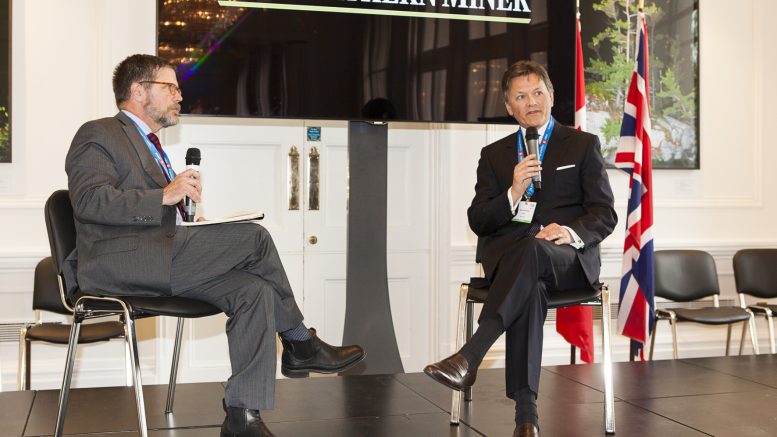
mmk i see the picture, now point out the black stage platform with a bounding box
[2,354,776,436]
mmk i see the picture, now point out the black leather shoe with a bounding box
[423,353,476,391]
[513,423,540,437]
[220,399,275,437]
[281,328,365,378]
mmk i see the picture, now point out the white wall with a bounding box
[1,0,776,390]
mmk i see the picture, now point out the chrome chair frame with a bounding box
[54,295,191,437]
[449,283,615,435]
[740,295,776,354]
[44,189,219,437]
[17,268,132,391]
[648,295,760,360]
[733,249,777,354]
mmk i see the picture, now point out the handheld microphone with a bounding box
[525,127,541,190]
[184,148,201,222]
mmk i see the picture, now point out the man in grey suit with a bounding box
[424,61,616,437]
[66,54,364,437]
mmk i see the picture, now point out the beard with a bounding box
[144,101,181,128]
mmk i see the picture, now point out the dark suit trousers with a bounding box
[480,237,589,399]
[169,222,304,411]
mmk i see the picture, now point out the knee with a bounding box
[232,275,273,314]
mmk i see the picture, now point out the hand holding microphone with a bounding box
[184,147,201,222]
[525,127,542,190]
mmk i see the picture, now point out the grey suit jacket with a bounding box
[467,123,617,286]
[64,111,178,297]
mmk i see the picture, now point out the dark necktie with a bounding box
[147,133,186,219]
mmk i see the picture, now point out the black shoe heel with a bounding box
[281,367,310,378]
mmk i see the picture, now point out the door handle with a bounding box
[308,146,320,210]
[288,146,300,210]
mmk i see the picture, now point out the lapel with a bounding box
[535,123,572,200]
[115,111,168,188]
[498,132,519,186]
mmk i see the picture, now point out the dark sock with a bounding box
[458,316,505,372]
[280,323,312,342]
[515,387,538,426]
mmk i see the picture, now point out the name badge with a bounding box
[513,201,537,223]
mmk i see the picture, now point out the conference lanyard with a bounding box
[517,116,555,198]
[131,122,176,182]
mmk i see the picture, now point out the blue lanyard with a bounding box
[517,116,555,198]
[131,123,176,182]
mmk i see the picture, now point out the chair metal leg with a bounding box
[166,318,186,414]
[463,301,474,402]
[54,320,82,437]
[125,339,133,387]
[450,284,469,425]
[17,327,30,391]
[648,319,658,361]
[600,285,616,434]
[766,313,776,354]
[669,316,679,359]
[746,310,760,355]
[725,324,732,356]
[125,316,149,437]
[739,319,748,355]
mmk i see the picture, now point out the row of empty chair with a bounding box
[650,249,777,358]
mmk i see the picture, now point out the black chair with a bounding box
[733,248,777,354]
[649,250,759,360]
[450,241,615,435]
[17,257,127,390]
[45,190,221,437]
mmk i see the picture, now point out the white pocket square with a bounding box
[556,164,576,171]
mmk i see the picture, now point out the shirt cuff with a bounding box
[507,190,519,215]
[563,226,585,249]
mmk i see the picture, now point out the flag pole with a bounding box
[638,0,644,12]
[576,0,580,18]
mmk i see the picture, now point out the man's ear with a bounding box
[129,82,145,103]
[504,101,513,117]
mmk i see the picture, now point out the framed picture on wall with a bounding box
[581,0,699,169]
[0,0,9,163]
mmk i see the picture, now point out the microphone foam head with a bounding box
[185,147,201,165]
[525,127,539,140]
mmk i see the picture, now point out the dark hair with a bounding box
[501,60,554,101]
[112,54,175,107]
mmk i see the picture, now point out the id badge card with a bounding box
[512,201,537,223]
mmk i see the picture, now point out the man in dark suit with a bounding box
[424,61,617,437]
[65,54,364,437]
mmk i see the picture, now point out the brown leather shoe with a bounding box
[513,423,540,437]
[423,353,476,391]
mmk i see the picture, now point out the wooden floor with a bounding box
[2,354,776,436]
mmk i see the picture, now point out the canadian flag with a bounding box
[555,14,595,364]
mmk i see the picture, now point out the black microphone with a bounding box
[184,148,201,222]
[525,127,541,190]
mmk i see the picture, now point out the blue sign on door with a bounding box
[307,127,321,141]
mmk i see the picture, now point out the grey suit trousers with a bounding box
[170,222,304,410]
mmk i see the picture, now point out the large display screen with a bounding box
[157,0,575,124]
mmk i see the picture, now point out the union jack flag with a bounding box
[615,12,655,358]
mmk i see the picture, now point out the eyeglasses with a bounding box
[140,80,182,96]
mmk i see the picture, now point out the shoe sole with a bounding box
[281,351,367,378]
